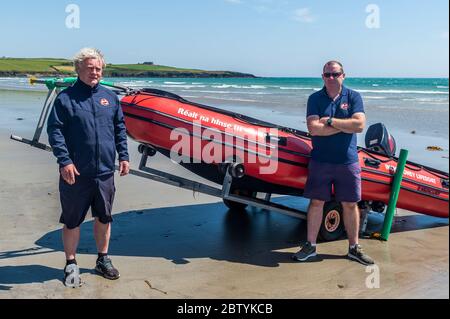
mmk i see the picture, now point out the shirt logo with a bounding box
[100,98,110,106]
[340,102,349,110]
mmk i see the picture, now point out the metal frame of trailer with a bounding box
[10,79,376,242]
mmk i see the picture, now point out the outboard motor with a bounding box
[365,123,397,157]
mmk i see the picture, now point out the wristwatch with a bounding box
[326,118,333,127]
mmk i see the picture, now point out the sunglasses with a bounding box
[323,72,343,78]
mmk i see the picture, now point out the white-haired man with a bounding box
[47,48,129,287]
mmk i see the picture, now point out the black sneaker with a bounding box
[95,256,120,280]
[292,241,317,262]
[348,244,375,266]
[64,264,82,288]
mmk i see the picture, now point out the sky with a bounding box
[0,0,448,77]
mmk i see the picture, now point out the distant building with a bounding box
[143,62,154,65]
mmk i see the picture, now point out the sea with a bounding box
[0,77,448,171]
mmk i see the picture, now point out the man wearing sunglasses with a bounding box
[292,60,375,266]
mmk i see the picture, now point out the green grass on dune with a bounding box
[0,58,253,77]
[0,58,70,73]
[108,64,204,73]
[0,58,212,74]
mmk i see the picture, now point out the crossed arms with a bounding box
[306,112,366,136]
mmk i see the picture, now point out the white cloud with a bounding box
[293,8,315,23]
[225,0,242,4]
[441,31,449,40]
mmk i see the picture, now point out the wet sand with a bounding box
[0,127,448,299]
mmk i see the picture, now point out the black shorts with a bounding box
[59,174,115,229]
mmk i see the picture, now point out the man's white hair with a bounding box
[73,48,106,72]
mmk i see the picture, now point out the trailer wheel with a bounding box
[138,144,157,156]
[319,201,345,242]
[223,198,248,210]
[223,190,256,211]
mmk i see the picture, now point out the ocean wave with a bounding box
[373,105,448,111]
[436,86,449,89]
[118,82,153,88]
[417,102,450,105]
[180,89,272,95]
[202,96,259,103]
[181,90,234,94]
[164,81,186,84]
[211,85,232,89]
[246,85,267,89]
[211,84,267,89]
[364,96,386,99]
[402,98,449,102]
[160,84,207,89]
[0,85,46,92]
[0,77,29,82]
[279,87,317,90]
[357,89,449,95]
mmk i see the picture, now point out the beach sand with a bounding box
[0,126,448,299]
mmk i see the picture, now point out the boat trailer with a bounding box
[10,78,386,242]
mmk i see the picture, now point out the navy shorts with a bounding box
[303,160,361,203]
[59,174,115,229]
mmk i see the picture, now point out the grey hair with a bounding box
[73,48,106,72]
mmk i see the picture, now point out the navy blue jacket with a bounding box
[47,79,129,177]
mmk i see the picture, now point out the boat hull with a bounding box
[121,90,449,218]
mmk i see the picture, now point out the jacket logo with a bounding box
[100,98,110,106]
[340,102,349,110]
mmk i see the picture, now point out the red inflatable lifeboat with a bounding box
[121,88,449,218]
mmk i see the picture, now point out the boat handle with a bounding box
[265,133,287,146]
[364,157,381,169]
